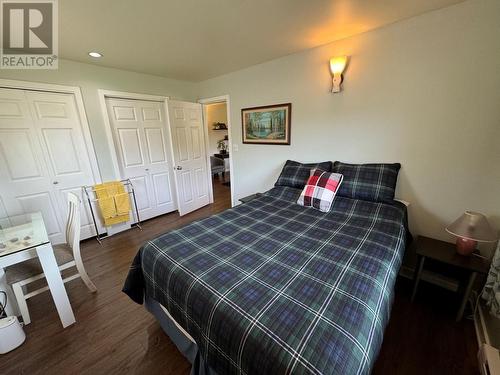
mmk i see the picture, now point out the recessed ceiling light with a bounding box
[88,51,102,58]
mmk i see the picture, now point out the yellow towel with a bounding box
[94,181,130,226]
[114,192,130,215]
[97,196,116,219]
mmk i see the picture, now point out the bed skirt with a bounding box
[145,296,217,375]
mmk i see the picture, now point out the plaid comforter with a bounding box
[123,187,408,375]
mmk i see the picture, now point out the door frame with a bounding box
[97,89,178,220]
[199,95,235,207]
[0,78,102,184]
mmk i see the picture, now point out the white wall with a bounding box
[206,103,228,155]
[196,0,500,247]
[0,59,196,180]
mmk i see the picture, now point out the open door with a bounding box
[168,100,210,215]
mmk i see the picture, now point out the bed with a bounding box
[123,169,410,375]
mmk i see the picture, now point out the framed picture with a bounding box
[241,103,291,145]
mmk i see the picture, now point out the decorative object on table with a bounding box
[212,122,227,130]
[0,316,25,354]
[83,179,142,243]
[217,139,228,154]
[329,55,349,93]
[411,236,491,321]
[241,103,291,145]
[482,241,500,318]
[0,229,35,254]
[445,211,497,256]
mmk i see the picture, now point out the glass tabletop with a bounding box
[0,212,49,257]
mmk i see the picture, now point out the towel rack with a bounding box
[82,179,142,244]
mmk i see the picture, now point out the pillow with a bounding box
[332,161,400,202]
[264,186,303,203]
[297,169,343,212]
[275,160,333,189]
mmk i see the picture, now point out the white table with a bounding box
[0,213,76,328]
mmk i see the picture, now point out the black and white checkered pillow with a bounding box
[332,161,400,202]
[275,160,333,189]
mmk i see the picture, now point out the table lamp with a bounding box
[445,211,498,256]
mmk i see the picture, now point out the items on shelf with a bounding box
[212,122,227,130]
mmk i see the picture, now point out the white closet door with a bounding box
[0,88,98,243]
[25,91,99,241]
[168,100,210,215]
[105,98,176,221]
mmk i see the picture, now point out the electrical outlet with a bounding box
[233,144,239,152]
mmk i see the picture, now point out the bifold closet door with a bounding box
[105,98,176,221]
[0,88,99,243]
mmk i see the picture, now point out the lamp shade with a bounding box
[446,211,497,242]
[329,56,348,75]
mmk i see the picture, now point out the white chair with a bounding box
[6,193,97,324]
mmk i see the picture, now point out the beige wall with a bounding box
[206,103,228,155]
[196,0,500,248]
[0,59,196,180]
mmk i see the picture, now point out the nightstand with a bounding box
[239,193,262,204]
[411,236,490,321]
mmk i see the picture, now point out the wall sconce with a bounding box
[329,56,348,93]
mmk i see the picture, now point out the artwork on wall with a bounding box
[241,103,291,145]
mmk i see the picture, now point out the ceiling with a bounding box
[60,0,465,82]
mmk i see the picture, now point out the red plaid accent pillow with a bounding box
[297,169,343,212]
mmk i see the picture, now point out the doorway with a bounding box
[200,96,233,207]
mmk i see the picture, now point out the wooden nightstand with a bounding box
[239,193,262,204]
[411,236,490,321]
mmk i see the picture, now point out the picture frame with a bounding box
[241,103,291,145]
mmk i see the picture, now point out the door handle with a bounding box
[53,181,59,185]
[145,168,149,172]
[175,166,182,170]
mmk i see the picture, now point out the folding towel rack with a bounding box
[82,179,142,244]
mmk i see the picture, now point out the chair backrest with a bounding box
[210,156,224,168]
[66,192,81,253]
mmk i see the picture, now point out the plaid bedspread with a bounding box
[123,187,408,375]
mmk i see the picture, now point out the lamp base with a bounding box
[455,237,477,256]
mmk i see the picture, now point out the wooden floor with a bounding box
[1,177,478,375]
